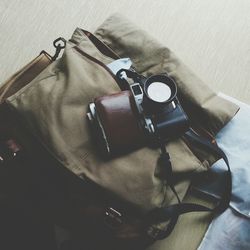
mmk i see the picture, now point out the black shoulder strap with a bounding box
[145,129,231,240]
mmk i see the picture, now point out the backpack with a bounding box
[0,22,238,250]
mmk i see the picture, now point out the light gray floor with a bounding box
[1,0,250,104]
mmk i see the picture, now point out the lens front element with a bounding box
[147,82,171,103]
[144,74,177,104]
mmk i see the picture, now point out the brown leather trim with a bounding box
[182,126,219,166]
[0,52,52,103]
[191,126,217,145]
[182,136,204,163]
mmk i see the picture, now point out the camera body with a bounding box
[87,71,189,156]
[130,74,189,142]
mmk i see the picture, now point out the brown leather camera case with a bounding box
[94,90,146,155]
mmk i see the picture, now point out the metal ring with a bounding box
[53,37,66,49]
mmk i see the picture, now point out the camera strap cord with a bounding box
[115,69,231,239]
[145,129,231,240]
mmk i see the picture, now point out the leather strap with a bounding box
[0,52,52,103]
[146,129,231,239]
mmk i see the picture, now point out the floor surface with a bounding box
[0,0,250,104]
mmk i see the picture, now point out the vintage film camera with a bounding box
[87,69,189,157]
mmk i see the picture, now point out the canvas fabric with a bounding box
[6,15,238,212]
[0,14,239,250]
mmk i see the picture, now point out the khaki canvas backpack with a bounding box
[0,14,238,250]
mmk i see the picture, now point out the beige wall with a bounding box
[1,0,250,103]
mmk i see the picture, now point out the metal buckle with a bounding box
[53,37,66,49]
[104,207,123,229]
[147,227,162,240]
[52,37,66,61]
[0,139,21,164]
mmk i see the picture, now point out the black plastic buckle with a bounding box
[104,207,123,229]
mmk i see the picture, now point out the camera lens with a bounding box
[144,74,177,104]
[147,81,171,103]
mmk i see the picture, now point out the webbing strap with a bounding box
[146,129,231,239]
[0,128,231,240]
